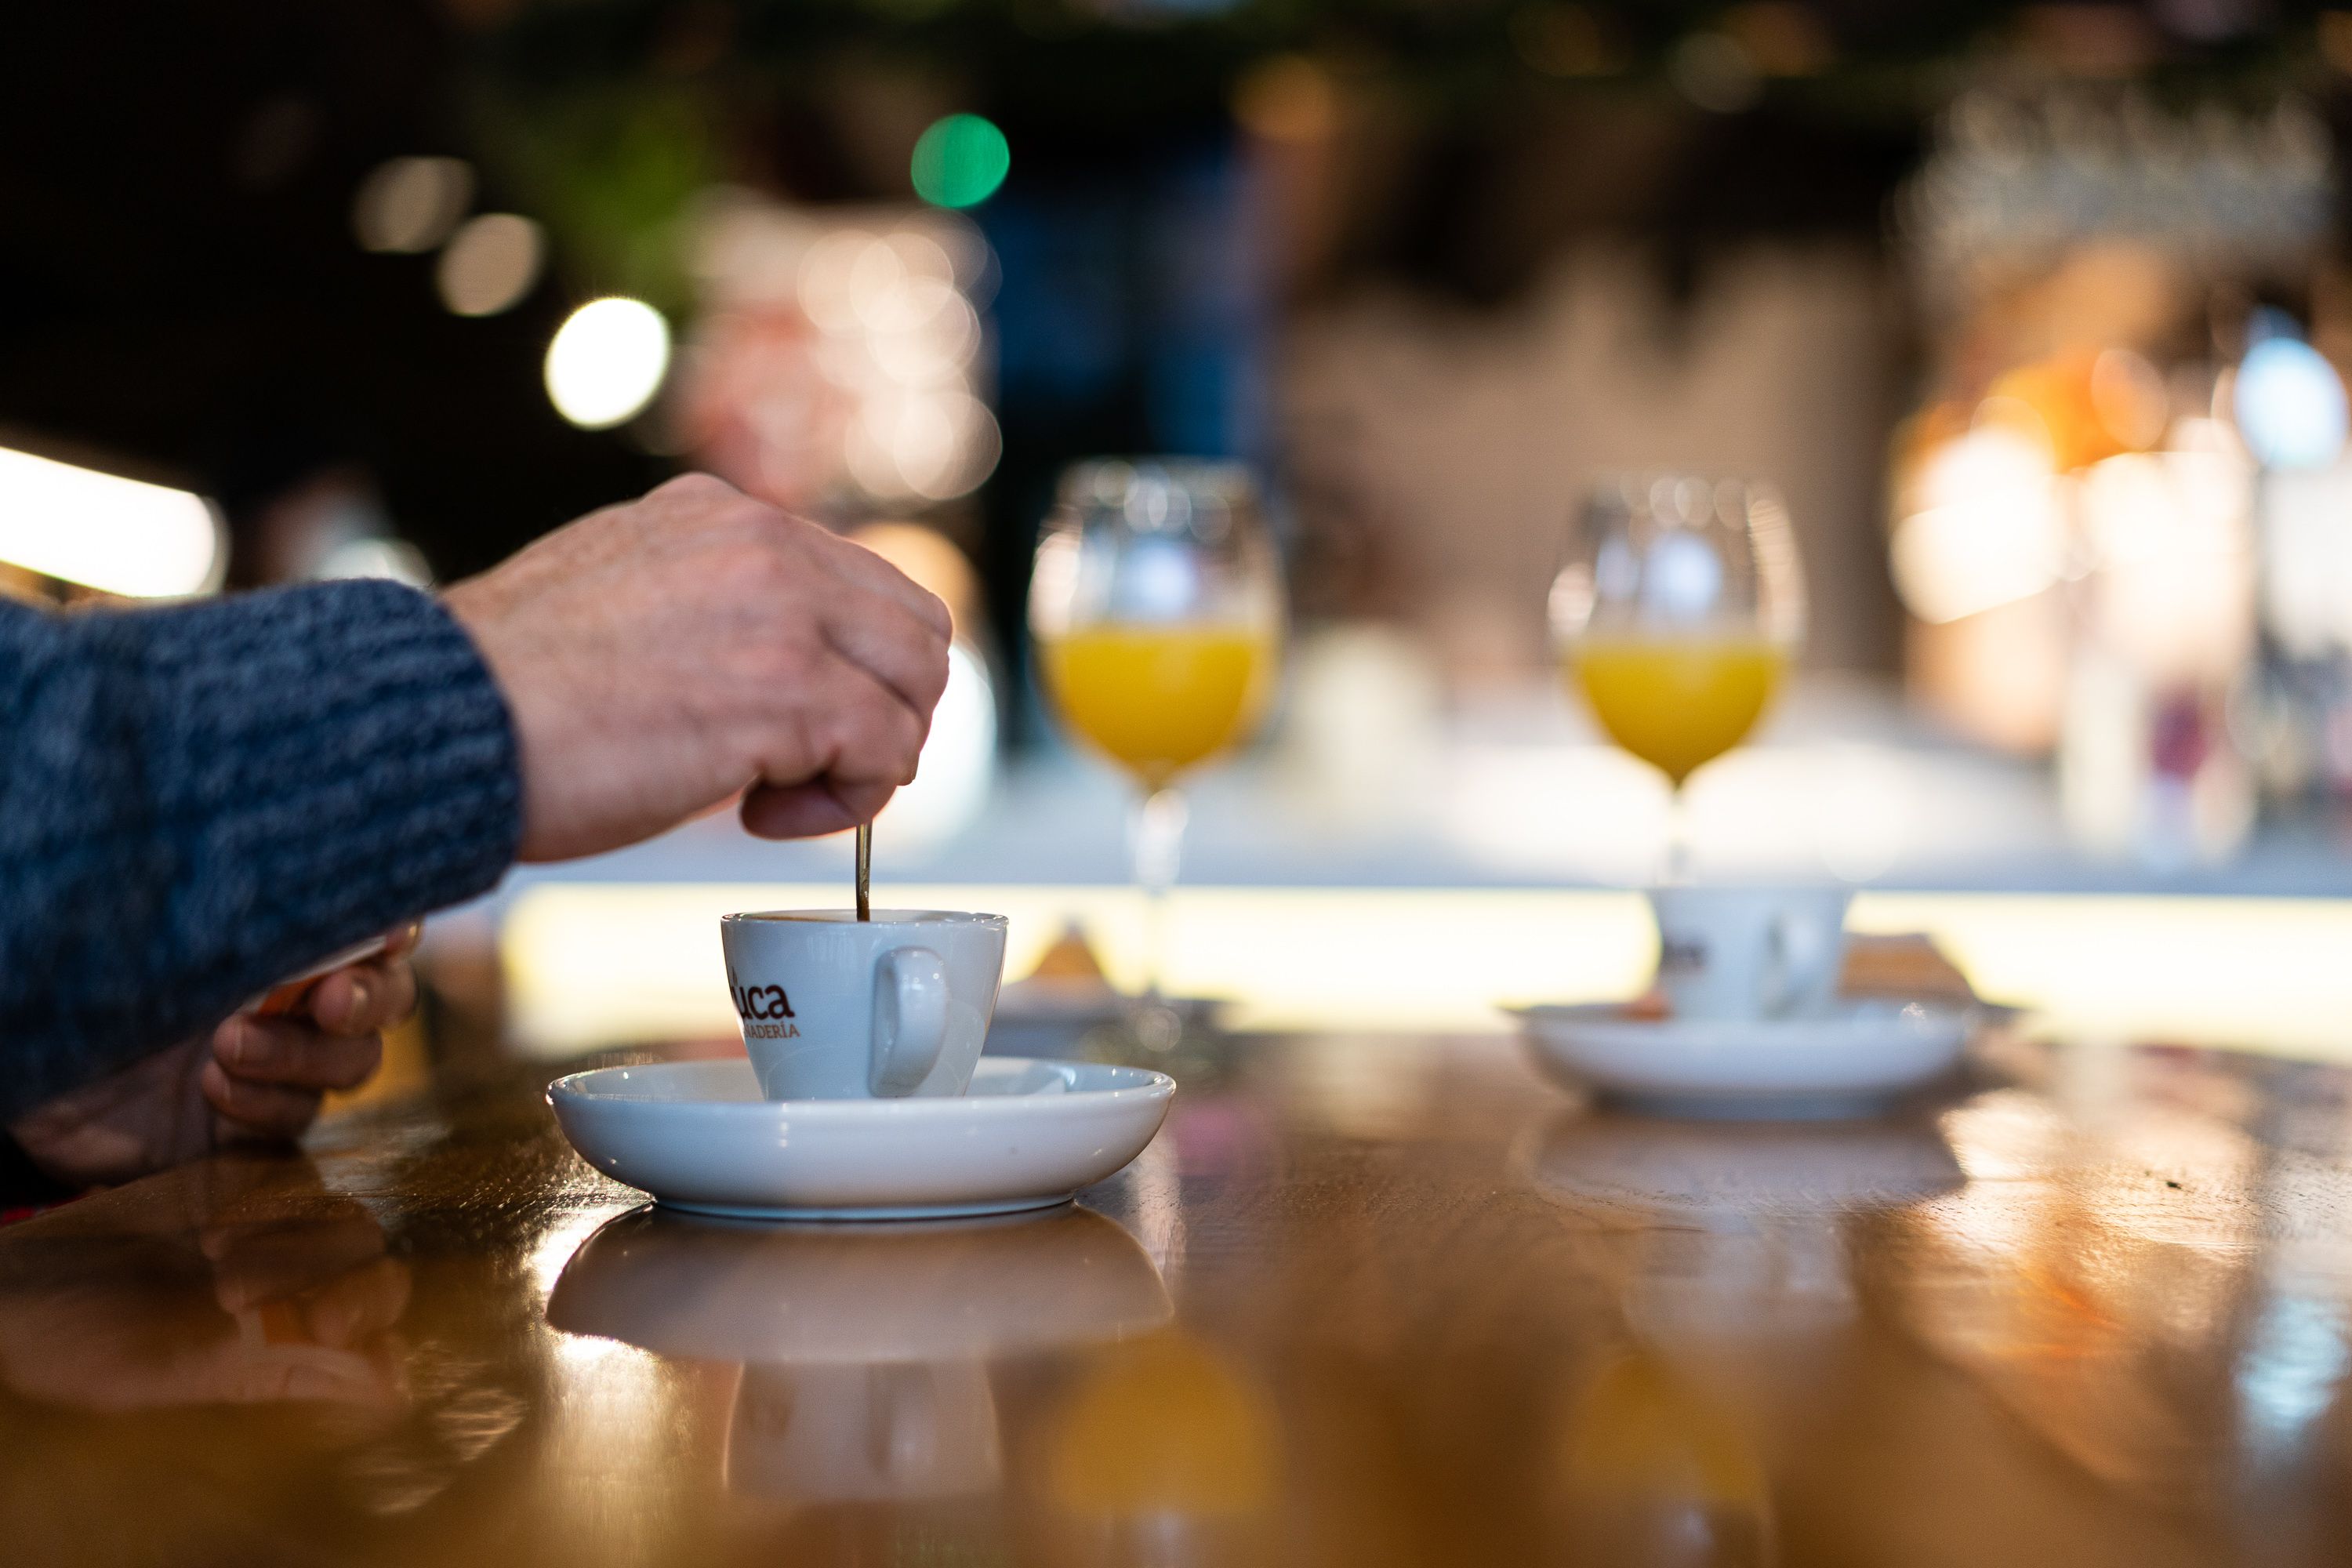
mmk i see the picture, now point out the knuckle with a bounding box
[749,545,826,613]
[880,705,925,780]
[767,705,825,778]
[758,631,826,691]
[655,471,735,505]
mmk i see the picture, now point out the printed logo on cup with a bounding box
[728,962,801,1040]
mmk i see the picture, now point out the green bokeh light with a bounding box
[910,114,1010,209]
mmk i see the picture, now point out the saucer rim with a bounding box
[546,1056,1176,1116]
[660,1193,1079,1222]
[1502,996,1973,1036]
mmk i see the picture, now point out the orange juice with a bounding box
[1569,637,1785,786]
[1041,624,1276,787]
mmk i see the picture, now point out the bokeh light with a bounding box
[1889,424,2064,624]
[545,298,673,430]
[2234,337,2348,471]
[910,114,1011,209]
[436,212,545,317]
[351,156,474,253]
[874,641,998,849]
[0,446,223,598]
[1233,56,1339,143]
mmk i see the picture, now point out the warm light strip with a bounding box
[498,884,2352,1062]
[0,445,224,597]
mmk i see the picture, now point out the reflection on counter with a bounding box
[1521,1109,1973,1566]
[547,1203,1172,1363]
[3,1031,2349,1563]
[0,1162,410,1412]
[1549,1347,1773,1568]
[547,1203,1176,1535]
[0,1155,541,1560]
[1039,1329,1283,1556]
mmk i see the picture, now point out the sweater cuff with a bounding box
[0,579,524,1120]
[125,578,524,985]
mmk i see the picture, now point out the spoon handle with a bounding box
[855,820,873,921]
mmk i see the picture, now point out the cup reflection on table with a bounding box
[546,1203,1173,1509]
[1522,1109,1968,1568]
[1524,1109,1966,1338]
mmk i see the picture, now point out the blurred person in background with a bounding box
[0,472,950,1200]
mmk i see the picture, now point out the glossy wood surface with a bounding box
[4,1028,2350,1566]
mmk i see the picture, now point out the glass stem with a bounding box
[1134,786,1189,1000]
[1664,784,1694,886]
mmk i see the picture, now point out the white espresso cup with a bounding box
[718,910,1008,1102]
[1646,886,1852,1021]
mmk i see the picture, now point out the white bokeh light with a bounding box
[437,212,545,318]
[2235,337,2348,471]
[1891,424,2066,623]
[874,641,997,849]
[0,445,224,598]
[545,298,673,430]
[350,156,474,254]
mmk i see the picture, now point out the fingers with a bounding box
[820,594,952,721]
[741,779,897,840]
[303,957,418,1037]
[212,1016,384,1094]
[383,920,424,959]
[782,662,930,790]
[739,655,924,840]
[815,529,955,641]
[201,1061,325,1141]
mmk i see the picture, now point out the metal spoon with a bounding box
[855,820,873,921]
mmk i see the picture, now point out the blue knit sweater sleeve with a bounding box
[0,579,522,1117]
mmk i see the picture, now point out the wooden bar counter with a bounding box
[2,1028,2348,1566]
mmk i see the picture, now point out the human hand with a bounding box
[5,934,419,1189]
[441,472,954,862]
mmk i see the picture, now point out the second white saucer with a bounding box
[1509,1000,1973,1118]
[549,1056,1175,1221]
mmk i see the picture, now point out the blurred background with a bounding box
[15,0,2352,1051]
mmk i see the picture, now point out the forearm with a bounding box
[0,580,521,1117]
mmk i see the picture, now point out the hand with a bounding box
[5,935,419,1189]
[441,472,954,862]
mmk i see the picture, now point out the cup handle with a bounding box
[1764,911,1832,1018]
[871,947,950,1096]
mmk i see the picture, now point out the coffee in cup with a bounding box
[1646,886,1850,1021]
[719,909,1008,1101]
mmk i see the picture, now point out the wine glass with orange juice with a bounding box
[1550,475,1806,880]
[1030,460,1283,1009]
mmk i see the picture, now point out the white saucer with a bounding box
[547,1056,1176,1221]
[1508,1000,1972,1118]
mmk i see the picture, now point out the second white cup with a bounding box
[1646,886,1851,1021]
[719,910,1008,1102]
